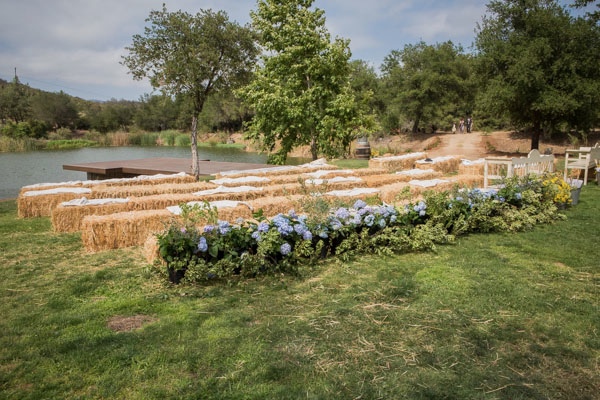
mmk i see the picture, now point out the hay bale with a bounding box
[19,172,196,196]
[81,201,254,252]
[396,168,441,180]
[368,152,427,172]
[458,159,485,176]
[18,187,93,218]
[324,188,382,202]
[361,174,404,187]
[143,235,161,265]
[216,158,337,179]
[82,210,175,252]
[415,156,460,174]
[52,198,131,233]
[92,181,216,199]
[377,182,415,203]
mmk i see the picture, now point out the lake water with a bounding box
[0,146,297,200]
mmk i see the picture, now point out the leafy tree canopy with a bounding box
[475,0,600,149]
[122,5,258,176]
[380,41,475,134]
[238,0,374,164]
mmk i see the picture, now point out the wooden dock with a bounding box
[63,157,270,180]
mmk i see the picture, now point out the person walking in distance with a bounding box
[459,118,465,134]
[466,116,473,133]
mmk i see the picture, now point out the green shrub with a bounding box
[155,174,569,285]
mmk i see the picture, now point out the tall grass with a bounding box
[0,136,41,152]
[0,186,598,399]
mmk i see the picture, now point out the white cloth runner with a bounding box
[23,187,92,197]
[305,176,363,185]
[193,185,263,196]
[371,152,426,161]
[22,172,190,189]
[396,168,436,176]
[211,176,271,185]
[326,188,380,197]
[60,197,129,207]
[167,200,246,215]
[409,179,450,188]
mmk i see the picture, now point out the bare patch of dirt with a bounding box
[228,130,600,160]
[107,315,157,332]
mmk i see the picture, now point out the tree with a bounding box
[238,0,373,164]
[380,41,474,134]
[122,5,258,178]
[475,0,600,149]
[0,75,31,123]
[30,91,79,130]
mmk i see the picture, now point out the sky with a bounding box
[0,0,583,102]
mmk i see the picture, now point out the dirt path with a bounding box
[426,132,485,159]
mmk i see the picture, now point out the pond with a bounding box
[0,146,306,200]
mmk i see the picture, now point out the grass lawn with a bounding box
[0,186,598,399]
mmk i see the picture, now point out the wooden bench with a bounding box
[563,143,600,185]
[484,149,554,188]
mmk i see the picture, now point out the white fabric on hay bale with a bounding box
[304,176,363,185]
[211,176,271,185]
[23,187,92,197]
[409,179,451,188]
[166,200,247,215]
[396,168,437,176]
[371,152,427,161]
[21,172,190,190]
[192,185,263,196]
[61,197,130,207]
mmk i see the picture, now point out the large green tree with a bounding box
[380,41,474,134]
[475,0,600,149]
[122,5,258,177]
[238,0,372,164]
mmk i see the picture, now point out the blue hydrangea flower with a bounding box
[280,242,292,256]
[203,225,215,233]
[294,223,307,235]
[378,218,386,228]
[302,230,313,241]
[334,207,350,220]
[197,237,208,252]
[251,231,261,241]
[218,220,231,235]
[353,199,367,210]
[257,221,270,233]
[364,214,375,227]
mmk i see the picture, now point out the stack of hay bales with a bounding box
[414,156,461,174]
[18,173,197,218]
[368,152,427,172]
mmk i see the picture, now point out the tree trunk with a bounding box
[530,120,541,150]
[310,134,318,160]
[411,115,421,134]
[190,114,200,179]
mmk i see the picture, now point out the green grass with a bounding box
[44,139,99,150]
[0,187,599,399]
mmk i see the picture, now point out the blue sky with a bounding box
[0,0,588,101]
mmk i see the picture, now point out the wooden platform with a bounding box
[63,157,270,180]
